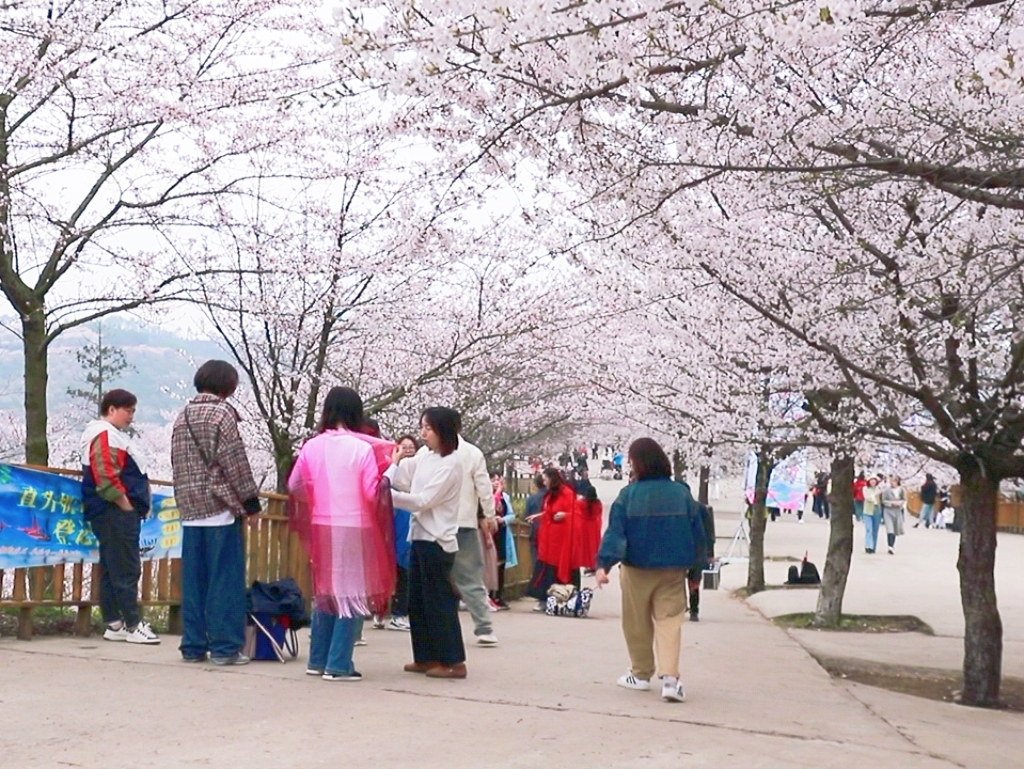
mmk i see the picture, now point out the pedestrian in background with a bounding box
[862,477,883,553]
[881,475,907,554]
[916,473,938,529]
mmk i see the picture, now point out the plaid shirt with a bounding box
[171,394,258,521]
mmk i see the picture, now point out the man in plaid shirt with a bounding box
[171,360,261,666]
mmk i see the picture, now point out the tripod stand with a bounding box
[720,515,751,564]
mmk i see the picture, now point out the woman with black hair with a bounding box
[288,386,395,681]
[385,407,467,679]
[595,437,705,703]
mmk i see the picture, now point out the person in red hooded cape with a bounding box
[527,468,583,604]
[573,485,604,572]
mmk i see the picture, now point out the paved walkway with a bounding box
[1,472,1020,768]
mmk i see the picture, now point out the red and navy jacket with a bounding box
[81,419,151,520]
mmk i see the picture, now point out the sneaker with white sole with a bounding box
[661,677,686,702]
[617,673,651,691]
[476,633,498,647]
[387,617,410,632]
[322,671,362,682]
[210,654,250,666]
[306,668,324,676]
[372,616,386,630]
[103,623,129,642]
[354,637,367,647]
[125,621,160,645]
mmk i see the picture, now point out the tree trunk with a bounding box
[814,453,854,628]
[747,451,773,594]
[698,465,710,505]
[272,429,295,493]
[957,462,1003,707]
[23,308,49,465]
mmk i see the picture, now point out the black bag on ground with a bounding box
[244,579,310,662]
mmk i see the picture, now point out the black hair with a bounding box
[360,417,381,438]
[532,473,546,491]
[397,434,419,449]
[542,467,564,491]
[194,360,239,398]
[100,389,137,415]
[628,437,672,481]
[420,407,459,456]
[316,386,364,433]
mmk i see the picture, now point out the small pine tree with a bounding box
[67,324,133,416]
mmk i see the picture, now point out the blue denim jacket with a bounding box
[596,478,704,571]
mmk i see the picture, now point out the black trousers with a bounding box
[89,507,142,627]
[408,540,465,666]
[392,565,410,616]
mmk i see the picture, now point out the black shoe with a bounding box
[689,612,700,622]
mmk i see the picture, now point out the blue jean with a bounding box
[308,611,364,675]
[863,512,882,552]
[180,519,246,660]
[918,503,934,527]
[853,500,864,522]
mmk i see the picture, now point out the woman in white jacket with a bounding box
[386,407,466,679]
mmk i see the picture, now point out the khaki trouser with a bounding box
[619,565,687,680]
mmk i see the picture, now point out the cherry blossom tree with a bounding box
[0,0,334,463]
[334,0,1024,706]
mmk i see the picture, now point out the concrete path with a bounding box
[1,469,1020,767]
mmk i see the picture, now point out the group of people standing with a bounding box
[80,359,714,702]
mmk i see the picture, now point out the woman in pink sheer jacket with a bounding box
[288,387,395,682]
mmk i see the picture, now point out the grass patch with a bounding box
[815,655,1024,713]
[772,613,933,634]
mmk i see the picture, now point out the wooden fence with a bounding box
[0,473,309,640]
[0,469,541,639]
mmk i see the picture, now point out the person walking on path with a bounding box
[81,389,160,646]
[852,472,867,522]
[916,474,938,528]
[862,477,883,553]
[288,387,396,682]
[881,475,907,554]
[684,495,715,622]
[171,360,261,666]
[449,426,499,647]
[386,407,466,679]
[595,438,705,703]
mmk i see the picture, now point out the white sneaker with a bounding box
[387,617,410,632]
[661,677,686,702]
[486,597,500,612]
[372,615,386,630]
[616,673,651,691]
[476,633,498,647]
[354,637,367,647]
[125,621,160,645]
[458,601,468,611]
[103,623,128,642]
[887,546,895,554]
[532,602,546,612]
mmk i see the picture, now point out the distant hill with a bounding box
[0,319,226,422]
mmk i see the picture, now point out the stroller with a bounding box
[244,578,310,662]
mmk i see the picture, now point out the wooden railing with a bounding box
[0,475,310,640]
[0,469,542,639]
[906,487,1024,534]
